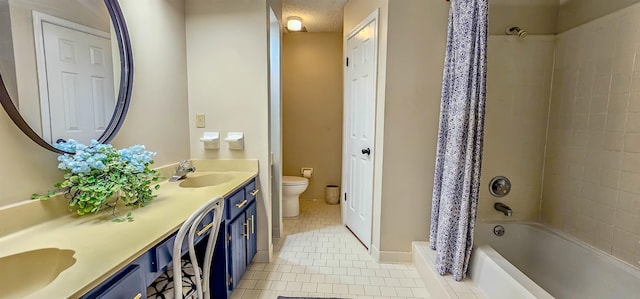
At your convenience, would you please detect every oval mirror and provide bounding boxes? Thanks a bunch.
[0,0,132,153]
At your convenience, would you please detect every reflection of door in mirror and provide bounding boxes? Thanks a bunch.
[34,12,115,144]
[2,0,118,146]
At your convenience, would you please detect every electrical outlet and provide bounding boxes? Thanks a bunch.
[196,113,205,128]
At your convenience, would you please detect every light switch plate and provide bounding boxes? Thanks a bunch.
[195,113,205,128]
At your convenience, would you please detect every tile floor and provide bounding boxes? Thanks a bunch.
[230,200,432,299]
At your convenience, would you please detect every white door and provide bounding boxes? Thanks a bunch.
[343,11,378,247]
[40,20,114,144]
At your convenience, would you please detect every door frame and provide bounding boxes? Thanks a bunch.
[340,9,380,249]
[267,8,283,240]
[32,11,111,143]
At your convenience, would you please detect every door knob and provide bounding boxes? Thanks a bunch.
[361,148,371,155]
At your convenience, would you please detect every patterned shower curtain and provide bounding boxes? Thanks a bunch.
[429,0,488,281]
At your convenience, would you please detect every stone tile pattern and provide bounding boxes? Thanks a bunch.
[230,200,431,299]
[542,2,640,266]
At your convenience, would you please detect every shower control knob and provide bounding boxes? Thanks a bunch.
[489,176,511,197]
[361,148,371,155]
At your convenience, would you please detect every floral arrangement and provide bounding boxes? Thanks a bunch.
[33,140,161,221]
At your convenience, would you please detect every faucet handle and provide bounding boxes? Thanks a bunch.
[178,159,192,170]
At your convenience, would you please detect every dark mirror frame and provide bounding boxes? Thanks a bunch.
[0,0,133,154]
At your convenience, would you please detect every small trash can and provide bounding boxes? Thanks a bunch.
[325,185,340,205]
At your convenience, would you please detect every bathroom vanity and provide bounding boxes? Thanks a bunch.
[0,160,258,299]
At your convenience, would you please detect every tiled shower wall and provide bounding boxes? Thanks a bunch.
[477,36,554,221]
[542,3,640,266]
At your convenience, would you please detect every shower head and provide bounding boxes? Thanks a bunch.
[506,26,528,38]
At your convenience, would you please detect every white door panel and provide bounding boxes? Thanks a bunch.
[40,21,114,144]
[343,11,378,248]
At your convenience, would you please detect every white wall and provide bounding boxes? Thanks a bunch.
[344,0,449,260]
[185,0,274,261]
[1,0,18,103]
[114,0,190,165]
[0,99,60,207]
[378,0,449,257]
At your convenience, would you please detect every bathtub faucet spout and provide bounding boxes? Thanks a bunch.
[494,202,512,216]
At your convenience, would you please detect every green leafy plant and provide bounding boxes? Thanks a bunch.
[32,140,161,221]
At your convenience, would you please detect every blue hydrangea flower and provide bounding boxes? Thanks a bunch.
[54,140,156,174]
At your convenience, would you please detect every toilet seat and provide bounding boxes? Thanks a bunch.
[283,176,308,186]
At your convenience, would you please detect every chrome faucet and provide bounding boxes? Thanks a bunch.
[494,202,512,217]
[169,160,196,182]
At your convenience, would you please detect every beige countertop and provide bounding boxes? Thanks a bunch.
[0,159,258,299]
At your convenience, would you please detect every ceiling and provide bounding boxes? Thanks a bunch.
[282,0,349,32]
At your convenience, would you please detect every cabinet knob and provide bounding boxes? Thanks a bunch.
[133,293,142,299]
[250,189,259,196]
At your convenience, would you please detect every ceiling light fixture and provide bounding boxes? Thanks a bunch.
[287,16,303,31]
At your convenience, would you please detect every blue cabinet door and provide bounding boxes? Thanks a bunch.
[82,264,146,299]
[227,215,247,290]
[246,201,257,266]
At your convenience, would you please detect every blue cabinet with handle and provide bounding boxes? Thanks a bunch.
[227,211,247,291]
[83,264,146,299]
[223,179,258,296]
[247,200,257,265]
[246,180,258,266]
[81,178,258,299]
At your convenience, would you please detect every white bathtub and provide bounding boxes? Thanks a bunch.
[469,222,640,299]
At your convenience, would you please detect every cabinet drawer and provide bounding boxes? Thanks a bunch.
[194,211,214,242]
[226,190,246,220]
[90,265,146,299]
[153,235,176,274]
[245,179,257,202]
[153,211,214,273]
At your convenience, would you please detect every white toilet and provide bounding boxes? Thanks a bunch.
[282,176,309,217]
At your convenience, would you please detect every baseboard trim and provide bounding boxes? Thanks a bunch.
[254,249,270,263]
[273,226,281,239]
[370,244,381,261]
[299,198,327,202]
[377,250,413,263]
